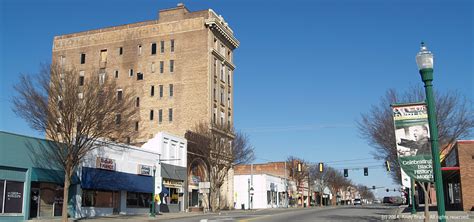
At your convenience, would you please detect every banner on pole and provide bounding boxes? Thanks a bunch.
[392,103,434,183]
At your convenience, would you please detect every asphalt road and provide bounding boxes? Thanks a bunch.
[159,205,399,222]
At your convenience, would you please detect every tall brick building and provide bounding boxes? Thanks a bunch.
[52,4,238,144]
[51,4,239,210]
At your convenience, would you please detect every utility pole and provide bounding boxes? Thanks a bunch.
[247,178,250,210]
[284,161,288,208]
[250,163,253,209]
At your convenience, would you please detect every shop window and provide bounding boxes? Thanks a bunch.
[0,180,3,213]
[2,180,24,213]
[82,189,113,207]
[126,192,151,208]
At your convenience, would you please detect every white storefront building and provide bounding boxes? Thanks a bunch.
[234,174,286,209]
[72,132,187,218]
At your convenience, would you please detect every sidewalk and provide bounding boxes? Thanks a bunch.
[28,211,217,222]
[394,205,474,221]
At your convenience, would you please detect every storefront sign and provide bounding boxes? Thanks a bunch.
[96,157,116,171]
[164,179,184,188]
[392,103,434,183]
[138,164,153,176]
[198,182,210,189]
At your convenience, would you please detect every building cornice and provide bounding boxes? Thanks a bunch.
[205,18,240,49]
[211,49,236,70]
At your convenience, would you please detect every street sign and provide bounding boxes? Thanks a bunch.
[199,182,210,189]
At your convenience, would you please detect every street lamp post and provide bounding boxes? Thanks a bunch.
[416,42,446,222]
[151,165,157,217]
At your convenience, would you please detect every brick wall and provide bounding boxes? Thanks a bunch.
[458,141,474,211]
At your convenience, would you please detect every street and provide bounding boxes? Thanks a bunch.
[159,205,399,222]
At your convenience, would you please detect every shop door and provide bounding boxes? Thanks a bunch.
[112,191,120,214]
[30,188,40,218]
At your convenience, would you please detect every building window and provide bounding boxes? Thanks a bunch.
[213,88,216,101]
[99,69,106,85]
[214,58,217,76]
[0,180,24,214]
[150,85,155,96]
[158,109,163,123]
[129,69,134,77]
[138,45,142,55]
[151,62,155,73]
[220,90,224,105]
[82,190,113,207]
[119,47,123,55]
[220,111,225,125]
[160,61,164,73]
[126,192,151,208]
[137,72,143,80]
[117,90,123,101]
[115,114,121,125]
[170,39,175,52]
[228,93,231,106]
[160,40,165,53]
[79,71,85,86]
[100,49,107,63]
[170,60,174,73]
[213,109,216,124]
[168,108,173,122]
[80,53,86,64]
[115,70,119,78]
[135,121,139,131]
[150,110,154,120]
[220,64,224,81]
[151,43,157,55]
[169,84,174,97]
[159,85,163,98]
[136,97,140,107]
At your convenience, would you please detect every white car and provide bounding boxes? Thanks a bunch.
[353,198,362,205]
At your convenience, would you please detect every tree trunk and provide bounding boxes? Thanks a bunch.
[61,169,71,222]
[419,182,430,222]
[320,190,323,207]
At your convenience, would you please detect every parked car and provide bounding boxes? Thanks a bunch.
[353,198,362,205]
[373,199,382,204]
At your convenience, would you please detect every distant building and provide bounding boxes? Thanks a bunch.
[234,174,286,209]
[234,162,312,208]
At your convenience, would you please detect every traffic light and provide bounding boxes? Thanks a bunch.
[372,186,376,190]
[386,188,389,192]
[344,169,348,177]
[318,162,324,172]
[385,161,391,172]
[364,167,368,176]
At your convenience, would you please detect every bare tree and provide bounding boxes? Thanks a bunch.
[232,131,255,165]
[192,122,235,211]
[356,184,375,201]
[13,64,137,221]
[357,86,474,183]
[286,156,310,206]
[323,166,352,205]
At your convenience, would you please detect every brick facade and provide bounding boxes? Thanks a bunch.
[457,141,474,211]
[52,4,238,145]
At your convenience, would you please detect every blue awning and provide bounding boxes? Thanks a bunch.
[81,167,152,193]
[161,186,169,195]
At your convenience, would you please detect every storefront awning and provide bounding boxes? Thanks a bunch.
[81,167,152,193]
[31,167,79,184]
